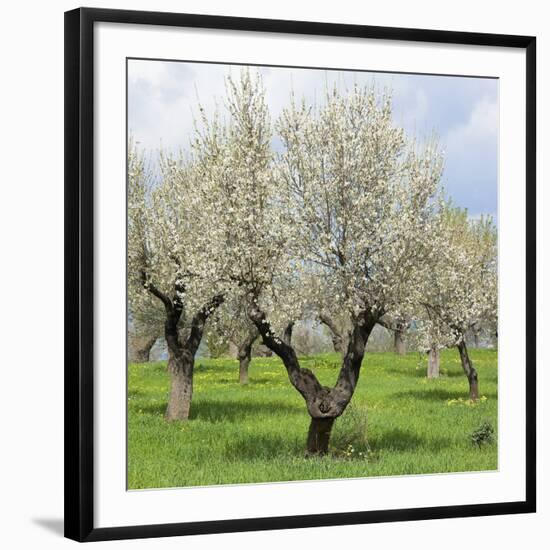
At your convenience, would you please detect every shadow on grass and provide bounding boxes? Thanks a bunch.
[393,388,498,402]
[369,428,451,452]
[134,398,302,422]
[194,359,285,373]
[223,434,302,459]
[223,426,452,459]
[194,376,287,386]
[192,399,302,421]
[383,366,467,379]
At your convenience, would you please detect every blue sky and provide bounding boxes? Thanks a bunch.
[128,59,498,219]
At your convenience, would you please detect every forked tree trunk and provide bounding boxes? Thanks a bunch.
[128,333,158,363]
[251,304,376,456]
[165,353,194,421]
[427,346,440,378]
[457,340,479,400]
[142,274,223,422]
[394,329,406,355]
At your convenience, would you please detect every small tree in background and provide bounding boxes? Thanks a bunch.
[205,297,259,383]
[418,206,497,398]
[377,316,410,355]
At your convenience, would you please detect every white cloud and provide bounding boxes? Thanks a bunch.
[127,60,498,216]
[444,96,498,156]
[128,60,410,154]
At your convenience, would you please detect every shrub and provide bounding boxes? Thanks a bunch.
[332,404,374,459]
[470,421,495,447]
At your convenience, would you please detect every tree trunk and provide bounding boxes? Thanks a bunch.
[165,353,193,421]
[427,346,440,378]
[237,329,258,384]
[128,333,157,363]
[250,303,376,456]
[394,329,406,355]
[239,354,250,384]
[238,344,252,385]
[473,332,480,348]
[457,340,479,400]
[306,418,335,456]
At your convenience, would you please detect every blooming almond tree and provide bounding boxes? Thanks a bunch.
[205,296,259,384]
[414,317,456,379]
[417,205,497,398]
[192,70,304,327]
[233,83,444,456]
[128,143,226,421]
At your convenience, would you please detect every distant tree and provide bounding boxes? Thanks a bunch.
[417,206,497,397]
[206,333,230,359]
[206,297,259,383]
[304,275,350,355]
[378,316,410,355]
[291,321,333,356]
[128,325,159,363]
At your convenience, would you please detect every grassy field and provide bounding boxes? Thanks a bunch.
[128,349,498,489]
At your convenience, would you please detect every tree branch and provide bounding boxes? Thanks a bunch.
[184,294,225,355]
[335,309,377,395]
[140,269,173,312]
[248,302,323,400]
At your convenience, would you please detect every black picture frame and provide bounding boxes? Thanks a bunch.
[64,7,537,543]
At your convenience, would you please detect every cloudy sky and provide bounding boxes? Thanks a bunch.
[128,59,498,218]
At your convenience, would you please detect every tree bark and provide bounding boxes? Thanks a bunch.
[457,340,479,400]
[237,330,258,384]
[165,353,193,421]
[394,329,406,355]
[427,346,440,378]
[306,418,335,456]
[239,353,250,385]
[250,302,376,456]
[128,332,158,363]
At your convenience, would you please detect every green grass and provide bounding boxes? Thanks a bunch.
[128,349,498,489]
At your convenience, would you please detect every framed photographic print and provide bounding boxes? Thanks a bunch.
[64,7,536,542]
